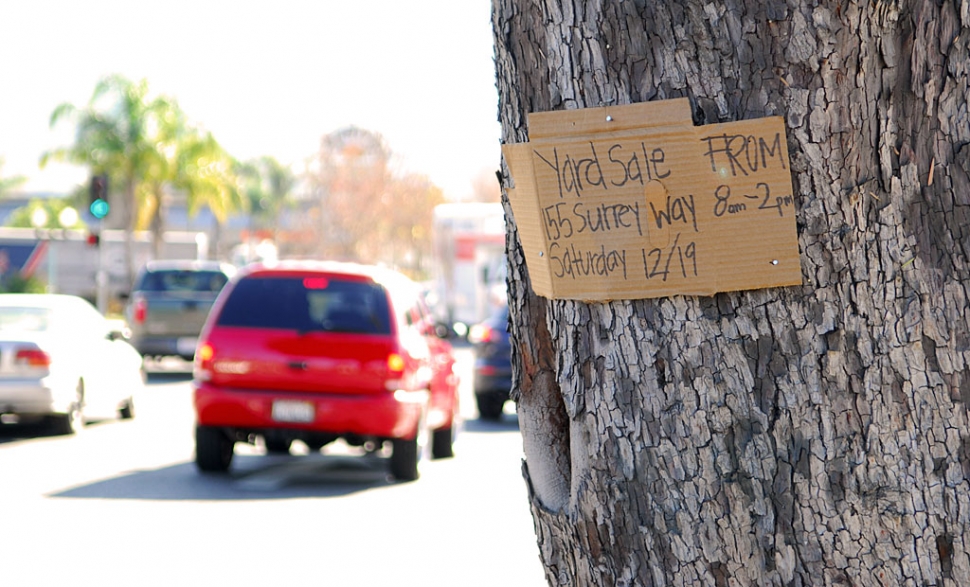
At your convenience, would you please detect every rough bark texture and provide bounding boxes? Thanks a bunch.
[492,1,970,585]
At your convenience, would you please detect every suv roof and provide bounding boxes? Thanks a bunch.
[237,259,405,281]
[236,260,422,305]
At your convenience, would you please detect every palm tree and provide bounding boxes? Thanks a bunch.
[43,76,167,285]
[138,106,242,259]
[0,157,26,198]
[237,156,294,258]
[170,130,244,260]
[42,74,242,287]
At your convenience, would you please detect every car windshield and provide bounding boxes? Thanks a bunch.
[216,276,392,334]
[137,270,228,293]
[0,307,52,332]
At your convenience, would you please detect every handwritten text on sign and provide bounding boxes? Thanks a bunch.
[502,99,801,300]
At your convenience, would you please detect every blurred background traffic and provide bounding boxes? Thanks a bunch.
[0,4,543,583]
[0,125,508,337]
[0,1,507,330]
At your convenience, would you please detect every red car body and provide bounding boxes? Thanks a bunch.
[191,261,460,481]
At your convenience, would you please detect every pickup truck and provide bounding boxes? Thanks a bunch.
[124,260,235,360]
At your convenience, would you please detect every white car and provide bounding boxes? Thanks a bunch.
[0,294,145,434]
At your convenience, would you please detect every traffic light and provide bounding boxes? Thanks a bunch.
[86,232,100,247]
[89,174,110,219]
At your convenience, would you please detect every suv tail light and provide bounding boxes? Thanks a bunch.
[387,353,405,374]
[15,348,51,367]
[468,324,495,344]
[195,342,215,381]
[384,352,406,391]
[133,297,147,324]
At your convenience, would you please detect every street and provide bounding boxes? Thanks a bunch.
[0,348,546,587]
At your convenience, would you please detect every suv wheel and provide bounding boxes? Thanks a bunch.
[195,425,234,472]
[390,436,419,481]
[431,426,455,459]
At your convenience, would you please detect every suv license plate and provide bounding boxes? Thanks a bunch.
[272,400,315,423]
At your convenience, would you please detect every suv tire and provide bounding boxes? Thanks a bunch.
[431,426,455,459]
[390,436,419,481]
[196,425,234,472]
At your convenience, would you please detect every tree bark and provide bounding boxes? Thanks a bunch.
[492,1,970,585]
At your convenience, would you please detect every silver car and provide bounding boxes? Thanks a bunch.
[0,294,145,434]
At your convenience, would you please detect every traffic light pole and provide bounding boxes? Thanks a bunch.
[89,174,110,315]
[96,220,108,315]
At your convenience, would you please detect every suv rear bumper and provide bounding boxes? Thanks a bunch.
[193,382,427,440]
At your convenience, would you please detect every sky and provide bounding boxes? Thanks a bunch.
[0,0,502,201]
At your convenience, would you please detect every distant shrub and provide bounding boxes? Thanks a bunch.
[3,274,47,293]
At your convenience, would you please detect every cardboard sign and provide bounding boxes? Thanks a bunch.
[502,99,802,300]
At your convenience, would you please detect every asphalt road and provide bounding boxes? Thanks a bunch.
[0,349,547,587]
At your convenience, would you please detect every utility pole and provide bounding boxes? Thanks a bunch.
[89,174,110,314]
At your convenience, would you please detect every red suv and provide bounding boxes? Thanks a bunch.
[191,261,460,481]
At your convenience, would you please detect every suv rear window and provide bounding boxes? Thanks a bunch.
[216,276,392,334]
[137,270,229,293]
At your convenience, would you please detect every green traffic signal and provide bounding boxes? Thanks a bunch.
[89,174,109,219]
[90,198,109,219]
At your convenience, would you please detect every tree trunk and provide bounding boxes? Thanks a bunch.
[492,1,970,585]
[150,189,165,261]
